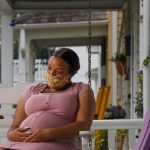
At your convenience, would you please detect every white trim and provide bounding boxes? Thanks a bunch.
[143,0,150,115]
[14,20,108,29]
[1,12,13,87]
[112,11,118,106]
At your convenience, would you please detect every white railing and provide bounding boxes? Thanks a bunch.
[34,59,47,82]
[80,119,143,150]
[13,59,47,82]
[13,60,19,82]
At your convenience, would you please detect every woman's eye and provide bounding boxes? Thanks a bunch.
[56,71,63,74]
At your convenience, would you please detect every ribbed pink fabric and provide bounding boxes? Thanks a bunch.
[0,82,92,150]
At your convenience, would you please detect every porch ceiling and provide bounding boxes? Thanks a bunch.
[6,0,125,11]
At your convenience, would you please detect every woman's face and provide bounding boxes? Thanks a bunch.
[45,56,72,89]
[47,56,71,77]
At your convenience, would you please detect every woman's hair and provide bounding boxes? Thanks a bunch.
[52,48,80,75]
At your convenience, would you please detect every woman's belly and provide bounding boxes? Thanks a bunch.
[20,111,71,132]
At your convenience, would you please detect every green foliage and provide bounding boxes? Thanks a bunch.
[13,40,19,59]
[135,70,143,118]
[36,47,49,59]
[117,129,127,140]
[143,56,150,66]
[12,40,55,60]
[36,47,55,59]
[95,130,108,150]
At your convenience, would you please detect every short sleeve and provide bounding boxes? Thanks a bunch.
[21,84,35,101]
[78,82,93,96]
[21,83,47,101]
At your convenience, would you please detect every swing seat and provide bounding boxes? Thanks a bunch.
[134,108,150,150]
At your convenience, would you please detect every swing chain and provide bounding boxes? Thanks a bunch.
[88,0,92,87]
[88,135,93,150]
[88,1,93,150]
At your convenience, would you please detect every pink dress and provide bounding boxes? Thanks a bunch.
[0,82,92,150]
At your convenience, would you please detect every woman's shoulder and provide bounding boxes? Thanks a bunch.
[72,82,92,95]
[73,82,90,88]
[31,82,47,93]
[22,82,47,101]
[24,82,47,94]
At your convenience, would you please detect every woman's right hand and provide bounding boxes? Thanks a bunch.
[8,127,32,142]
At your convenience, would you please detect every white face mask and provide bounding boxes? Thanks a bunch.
[45,70,71,90]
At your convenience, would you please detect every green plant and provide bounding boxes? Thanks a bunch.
[95,130,108,150]
[135,70,143,118]
[117,129,127,140]
[143,56,150,66]
[116,129,127,150]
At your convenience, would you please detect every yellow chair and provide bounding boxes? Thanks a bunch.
[97,86,110,120]
[95,87,104,118]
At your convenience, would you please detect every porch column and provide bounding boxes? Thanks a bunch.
[19,29,26,82]
[26,38,34,82]
[1,12,13,87]
[112,11,118,106]
[139,0,144,67]
[143,0,150,115]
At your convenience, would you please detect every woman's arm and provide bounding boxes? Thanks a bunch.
[24,89,96,142]
[7,96,31,141]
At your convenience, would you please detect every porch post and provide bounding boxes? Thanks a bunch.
[1,12,13,87]
[26,38,34,82]
[139,0,144,67]
[19,29,26,82]
[143,0,150,115]
[112,11,118,106]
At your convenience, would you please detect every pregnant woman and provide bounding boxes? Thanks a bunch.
[0,48,95,150]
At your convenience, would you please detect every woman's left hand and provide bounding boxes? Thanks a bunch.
[24,129,50,142]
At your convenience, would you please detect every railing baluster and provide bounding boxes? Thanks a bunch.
[108,129,116,150]
[129,129,136,150]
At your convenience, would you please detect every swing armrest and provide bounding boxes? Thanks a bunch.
[79,130,95,150]
[80,131,94,137]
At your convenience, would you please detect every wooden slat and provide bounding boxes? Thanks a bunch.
[0,83,32,104]
[0,83,32,140]
[0,118,14,138]
[0,119,13,126]
[0,131,7,137]
[0,108,15,115]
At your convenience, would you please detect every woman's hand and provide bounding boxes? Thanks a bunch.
[24,128,50,142]
[8,127,31,142]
